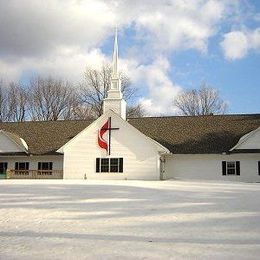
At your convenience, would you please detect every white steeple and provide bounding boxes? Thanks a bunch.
[112,28,119,79]
[103,29,126,120]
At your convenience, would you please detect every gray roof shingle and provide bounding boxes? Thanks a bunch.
[129,114,260,153]
[0,114,259,155]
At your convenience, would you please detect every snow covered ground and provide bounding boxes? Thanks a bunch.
[0,180,260,260]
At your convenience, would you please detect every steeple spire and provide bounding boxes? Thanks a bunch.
[112,27,119,79]
[103,28,126,120]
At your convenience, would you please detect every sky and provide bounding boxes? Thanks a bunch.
[0,0,259,115]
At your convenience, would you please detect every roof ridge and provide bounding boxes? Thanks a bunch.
[0,113,260,125]
[128,113,260,120]
[0,119,94,125]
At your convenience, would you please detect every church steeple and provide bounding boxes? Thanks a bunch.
[108,28,121,94]
[112,28,119,79]
[103,29,126,120]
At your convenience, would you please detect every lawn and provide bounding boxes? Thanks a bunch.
[0,180,260,259]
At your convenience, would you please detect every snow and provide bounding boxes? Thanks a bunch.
[0,179,260,259]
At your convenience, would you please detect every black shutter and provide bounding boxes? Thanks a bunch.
[236,161,240,175]
[15,162,18,170]
[119,158,123,173]
[96,158,100,173]
[49,162,53,170]
[258,161,260,175]
[38,162,41,170]
[222,161,226,175]
[26,162,29,170]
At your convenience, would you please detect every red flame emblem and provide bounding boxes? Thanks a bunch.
[98,119,109,152]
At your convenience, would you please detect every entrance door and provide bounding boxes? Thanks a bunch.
[0,162,8,179]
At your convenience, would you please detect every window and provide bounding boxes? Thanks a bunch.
[222,161,240,175]
[101,158,109,172]
[96,158,123,173]
[110,158,119,172]
[15,162,29,171]
[38,162,53,175]
[0,162,8,174]
[227,161,236,175]
[38,162,53,171]
[15,162,29,175]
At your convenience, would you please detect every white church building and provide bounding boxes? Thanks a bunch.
[0,33,260,182]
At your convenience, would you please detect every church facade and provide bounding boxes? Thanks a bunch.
[0,33,260,182]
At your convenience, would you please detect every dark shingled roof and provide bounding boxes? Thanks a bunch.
[0,120,92,155]
[0,114,260,155]
[129,114,260,154]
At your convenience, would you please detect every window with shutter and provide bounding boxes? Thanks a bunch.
[222,161,240,176]
[96,158,123,173]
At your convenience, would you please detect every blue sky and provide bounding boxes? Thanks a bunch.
[171,39,260,114]
[0,0,259,115]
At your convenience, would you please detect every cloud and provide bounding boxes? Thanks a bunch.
[0,48,108,83]
[0,0,116,82]
[220,28,260,60]
[132,57,181,115]
[134,0,226,53]
[0,0,115,58]
[0,0,237,82]
[251,28,260,49]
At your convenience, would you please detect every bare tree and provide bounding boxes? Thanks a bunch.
[174,84,228,116]
[126,104,146,118]
[0,81,9,122]
[80,64,139,118]
[28,77,78,121]
[68,105,96,120]
[7,82,27,122]
[0,81,27,122]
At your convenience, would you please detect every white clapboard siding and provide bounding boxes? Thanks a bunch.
[0,155,63,171]
[62,111,163,180]
[165,154,260,182]
[232,127,260,150]
[0,132,24,153]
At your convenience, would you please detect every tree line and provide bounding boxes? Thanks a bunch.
[0,64,145,122]
[0,64,228,123]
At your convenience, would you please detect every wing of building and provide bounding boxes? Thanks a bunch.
[0,113,260,181]
[0,31,259,182]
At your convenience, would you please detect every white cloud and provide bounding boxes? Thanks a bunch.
[0,0,238,82]
[0,0,115,58]
[0,0,117,82]
[133,57,181,115]
[251,28,260,49]
[134,0,226,53]
[220,31,249,60]
[221,28,260,60]
[117,55,181,115]
[0,48,108,83]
